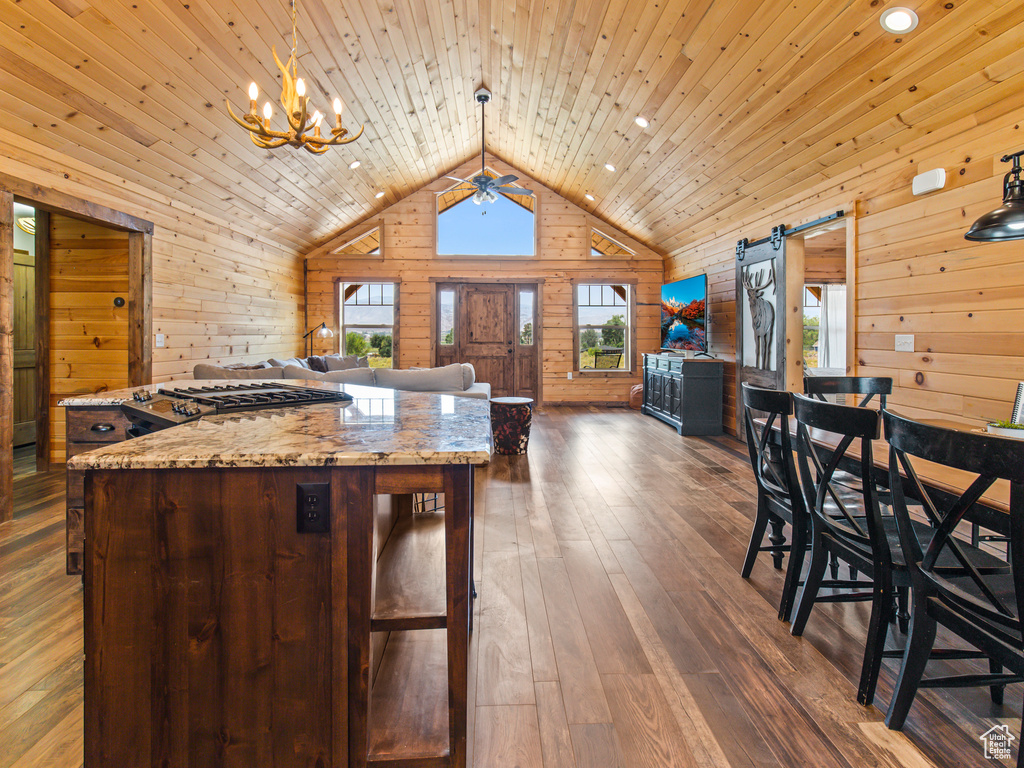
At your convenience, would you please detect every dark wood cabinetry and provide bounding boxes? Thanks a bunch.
[84,463,473,768]
[65,404,131,574]
[641,354,723,435]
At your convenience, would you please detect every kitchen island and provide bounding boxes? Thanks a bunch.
[68,382,492,768]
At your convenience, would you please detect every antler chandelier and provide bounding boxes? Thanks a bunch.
[225,0,364,155]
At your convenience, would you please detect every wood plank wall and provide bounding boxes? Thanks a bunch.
[666,102,1024,435]
[49,215,129,462]
[1,139,306,465]
[306,156,663,404]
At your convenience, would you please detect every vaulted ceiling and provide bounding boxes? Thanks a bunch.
[4,0,1022,255]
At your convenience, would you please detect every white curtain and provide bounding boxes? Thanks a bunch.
[819,284,846,369]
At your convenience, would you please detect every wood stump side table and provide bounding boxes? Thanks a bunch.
[489,397,534,455]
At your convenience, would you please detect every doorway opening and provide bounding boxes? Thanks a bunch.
[798,223,849,379]
[1,177,153,522]
[12,203,37,468]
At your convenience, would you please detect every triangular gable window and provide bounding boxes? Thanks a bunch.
[333,226,381,255]
[591,228,635,257]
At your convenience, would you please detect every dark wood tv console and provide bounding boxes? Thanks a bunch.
[641,354,723,435]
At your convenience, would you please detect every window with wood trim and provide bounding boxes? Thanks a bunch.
[333,226,381,255]
[575,283,633,373]
[340,282,396,368]
[436,172,536,256]
[590,228,635,257]
[438,288,455,346]
[518,288,534,346]
[803,283,846,371]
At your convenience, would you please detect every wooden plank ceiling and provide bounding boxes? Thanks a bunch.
[3,0,1021,255]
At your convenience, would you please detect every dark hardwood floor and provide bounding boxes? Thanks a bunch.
[0,410,1017,766]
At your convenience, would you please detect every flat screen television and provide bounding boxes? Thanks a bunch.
[660,274,707,352]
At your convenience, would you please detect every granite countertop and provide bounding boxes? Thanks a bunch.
[66,381,493,470]
[58,382,163,407]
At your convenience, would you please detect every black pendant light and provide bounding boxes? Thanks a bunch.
[965,149,1024,241]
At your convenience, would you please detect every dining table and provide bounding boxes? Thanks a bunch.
[757,410,1012,540]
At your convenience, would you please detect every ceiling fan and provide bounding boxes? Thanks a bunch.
[446,88,534,204]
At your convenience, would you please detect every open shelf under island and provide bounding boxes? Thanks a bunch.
[67,382,492,768]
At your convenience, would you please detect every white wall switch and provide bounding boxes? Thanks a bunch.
[155,333,165,348]
[567,371,573,380]
[895,334,914,352]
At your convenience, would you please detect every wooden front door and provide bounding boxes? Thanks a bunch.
[13,248,35,447]
[436,283,538,400]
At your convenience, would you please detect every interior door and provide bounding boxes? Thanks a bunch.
[735,234,786,438]
[13,248,35,447]
[458,284,515,398]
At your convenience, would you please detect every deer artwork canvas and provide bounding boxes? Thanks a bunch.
[742,261,777,370]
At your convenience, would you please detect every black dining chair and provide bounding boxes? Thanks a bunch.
[805,376,894,582]
[739,383,808,621]
[804,376,892,409]
[883,410,1023,745]
[789,392,902,706]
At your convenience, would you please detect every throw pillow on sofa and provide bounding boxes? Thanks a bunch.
[194,363,285,379]
[374,363,465,392]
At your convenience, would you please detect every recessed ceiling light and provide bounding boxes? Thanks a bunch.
[585,193,595,201]
[604,163,616,172]
[880,7,918,33]
[634,116,649,128]
[375,191,385,199]
[349,160,361,169]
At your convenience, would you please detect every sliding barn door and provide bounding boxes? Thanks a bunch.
[735,233,786,438]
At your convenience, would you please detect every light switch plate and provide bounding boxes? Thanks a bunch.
[895,334,914,352]
[155,333,165,348]
[567,371,573,380]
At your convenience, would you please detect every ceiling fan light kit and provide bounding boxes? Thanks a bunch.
[445,87,535,205]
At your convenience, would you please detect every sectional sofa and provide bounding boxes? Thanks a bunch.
[192,355,491,399]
